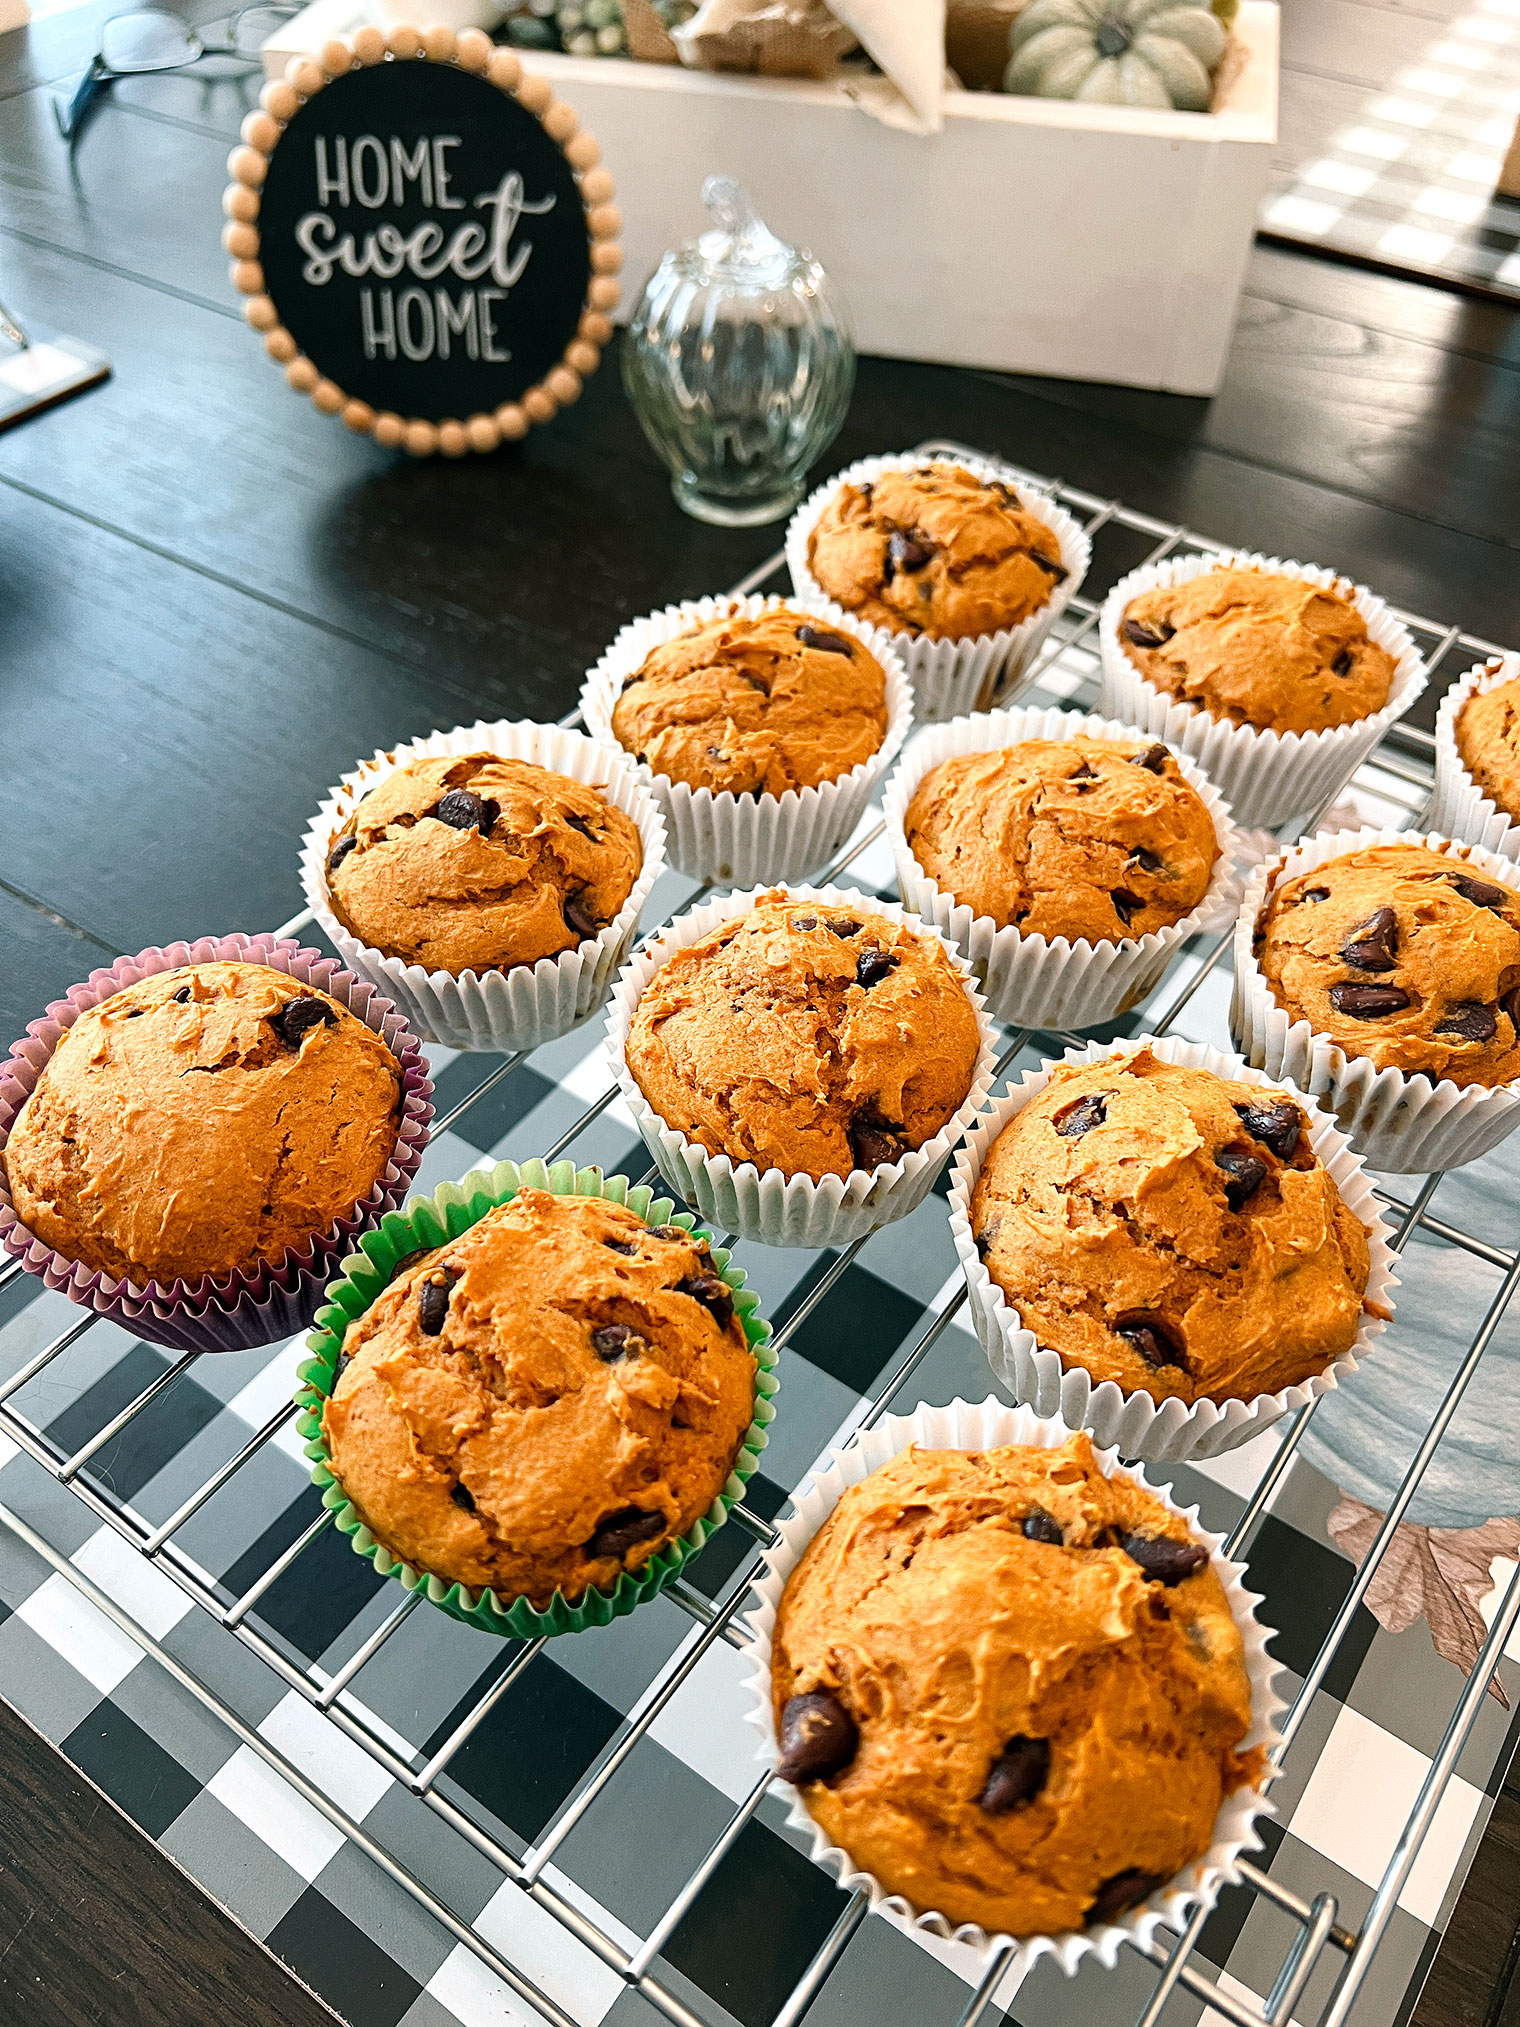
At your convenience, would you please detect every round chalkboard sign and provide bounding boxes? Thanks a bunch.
[223,27,621,456]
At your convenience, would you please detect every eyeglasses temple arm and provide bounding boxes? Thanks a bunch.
[54,56,112,143]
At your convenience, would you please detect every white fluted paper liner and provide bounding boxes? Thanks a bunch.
[1232,825,1520,1173]
[1431,655,1520,862]
[883,705,1244,1030]
[1099,549,1428,830]
[579,594,914,887]
[739,1396,1284,1977]
[946,1035,1397,1463]
[784,452,1092,725]
[605,883,1000,1249]
[299,720,667,1053]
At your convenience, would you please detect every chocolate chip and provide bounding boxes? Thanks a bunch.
[887,530,932,572]
[1119,1531,1210,1586]
[1111,889,1143,928]
[795,624,855,657]
[1086,1869,1164,1927]
[477,799,499,836]
[1129,744,1168,773]
[790,915,818,932]
[1216,1145,1268,1211]
[1069,759,1097,781]
[1332,649,1354,677]
[777,1690,858,1784]
[418,1270,459,1336]
[849,1115,907,1170]
[1340,905,1398,972]
[974,1231,991,1259]
[327,834,359,872]
[564,894,598,942]
[126,1009,145,1018]
[172,986,191,1003]
[827,918,861,939]
[1129,846,1164,874]
[603,1236,638,1256]
[1435,1001,1498,1042]
[589,1507,666,1561]
[1450,874,1510,910]
[1023,1510,1065,1545]
[1329,982,1411,1018]
[980,1735,1050,1815]
[1298,886,1330,904]
[1054,1094,1107,1138]
[855,948,899,989]
[677,1274,734,1332]
[434,788,491,832]
[1233,1100,1301,1160]
[592,1323,637,1361]
[1123,619,1174,651]
[645,1224,688,1242]
[451,1482,476,1511]
[1116,1317,1184,1370]
[566,813,597,841]
[275,996,338,1048]
[1024,546,1068,582]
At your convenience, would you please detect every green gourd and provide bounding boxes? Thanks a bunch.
[1297,1229,1520,1531]
[1006,0,1227,111]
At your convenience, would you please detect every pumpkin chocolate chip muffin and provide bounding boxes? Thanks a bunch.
[1455,669,1520,826]
[904,735,1218,943]
[321,1190,756,1609]
[970,1050,1371,1405]
[1255,843,1520,1088]
[807,464,1068,642]
[609,607,890,798]
[771,1434,1261,1936]
[1119,568,1396,735]
[1,963,401,1288]
[624,897,982,1181]
[325,753,642,976]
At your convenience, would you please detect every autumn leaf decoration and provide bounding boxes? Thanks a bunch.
[1327,1498,1520,1708]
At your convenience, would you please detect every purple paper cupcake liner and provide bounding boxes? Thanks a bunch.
[0,933,433,1352]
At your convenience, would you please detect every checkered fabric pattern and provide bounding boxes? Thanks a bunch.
[2,623,1518,2027]
[1263,0,1520,293]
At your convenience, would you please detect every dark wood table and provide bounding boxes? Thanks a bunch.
[1,5,1519,2018]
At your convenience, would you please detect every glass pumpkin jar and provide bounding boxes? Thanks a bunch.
[622,176,855,527]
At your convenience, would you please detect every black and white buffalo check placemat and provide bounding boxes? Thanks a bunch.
[1,652,1518,2027]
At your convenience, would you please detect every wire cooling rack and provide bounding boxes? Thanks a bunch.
[2,439,1518,2027]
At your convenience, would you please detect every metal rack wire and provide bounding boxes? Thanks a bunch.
[2,438,1517,2027]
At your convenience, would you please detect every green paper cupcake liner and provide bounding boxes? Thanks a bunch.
[294,1157,778,1640]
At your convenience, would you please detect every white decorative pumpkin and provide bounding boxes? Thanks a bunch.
[1005,0,1227,111]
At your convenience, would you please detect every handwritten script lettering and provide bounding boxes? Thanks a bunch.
[295,137,556,368]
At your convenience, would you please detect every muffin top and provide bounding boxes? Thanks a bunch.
[321,1190,756,1609]
[1,963,401,1288]
[1119,568,1397,735]
[624,897,982,1182]
[904,735,1218,944]
[807,465,1067,642]
[969,1050,1371,1405]
[771,1435,1258,1937]
[325,753,642,976]
[1455,667,1520,824]
[1256,842,1520,1088]
[609,608,889,798]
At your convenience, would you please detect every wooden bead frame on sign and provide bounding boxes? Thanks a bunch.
[221,25,621,457]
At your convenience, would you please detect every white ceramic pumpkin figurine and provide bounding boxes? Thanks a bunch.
[1005,0,1227,110]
